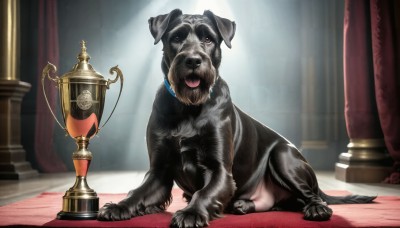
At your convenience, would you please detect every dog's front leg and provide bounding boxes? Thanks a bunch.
[98,130,175,221]
[171,167,234,228]
[98,169,174,220]
[171,126,235,228]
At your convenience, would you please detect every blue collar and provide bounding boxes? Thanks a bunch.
[164,78,176,97]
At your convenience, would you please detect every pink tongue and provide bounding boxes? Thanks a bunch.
[185,78,201,88]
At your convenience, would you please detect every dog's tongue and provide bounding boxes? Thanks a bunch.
[185,77,201,88]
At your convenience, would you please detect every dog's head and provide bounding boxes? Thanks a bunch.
[149,9,236,105]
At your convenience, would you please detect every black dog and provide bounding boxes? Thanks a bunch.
[98,9,375,228]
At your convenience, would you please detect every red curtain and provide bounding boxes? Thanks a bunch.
[35,0,67,172]
[343,0,400,183]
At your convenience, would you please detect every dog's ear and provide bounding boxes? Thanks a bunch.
[203,10,236,48]
[148,9,183,45]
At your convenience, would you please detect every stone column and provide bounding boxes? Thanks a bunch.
[299,0,345,170]
[0,0,38,179]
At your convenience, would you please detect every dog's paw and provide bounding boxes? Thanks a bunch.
[97,203,132,221]
[144,205,164,215]
[231,200,255,215]
[303,202,332,221]
[170,208,209,228]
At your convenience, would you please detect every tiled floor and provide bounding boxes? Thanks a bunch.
[0,171,399,206]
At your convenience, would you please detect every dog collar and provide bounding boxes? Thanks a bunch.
[164,78,177,97]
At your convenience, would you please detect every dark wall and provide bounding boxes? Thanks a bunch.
[20,0,346,171]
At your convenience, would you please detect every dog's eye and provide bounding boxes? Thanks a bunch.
[172,32,186,43]
[173,35,182,42]
[203,36,212,44]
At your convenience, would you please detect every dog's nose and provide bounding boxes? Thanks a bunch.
[185,55,202,69]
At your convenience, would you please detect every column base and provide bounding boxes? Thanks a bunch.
[335,163,392,183]
[335,139,393,183]
[0,80,38,180]
[0,164,39,179]
[0,146,38,179]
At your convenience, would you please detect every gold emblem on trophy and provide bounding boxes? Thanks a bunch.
[41,41,123,220]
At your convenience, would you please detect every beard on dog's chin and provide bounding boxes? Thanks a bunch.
[167,70,217,106]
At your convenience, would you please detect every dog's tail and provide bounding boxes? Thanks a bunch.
[318,189,377,205]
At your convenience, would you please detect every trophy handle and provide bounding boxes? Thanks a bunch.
[99,65,124,130]
[41,62,67,132]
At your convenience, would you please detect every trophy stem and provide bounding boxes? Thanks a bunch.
[57,137,99,220]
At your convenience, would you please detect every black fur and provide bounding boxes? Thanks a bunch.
[97,9,376,228]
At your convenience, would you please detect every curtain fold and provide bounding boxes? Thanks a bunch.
[344,0,400,184]
[343,0,383,140]
[369,0,400,184]
[35,0,67,172]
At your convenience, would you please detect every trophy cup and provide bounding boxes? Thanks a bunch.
[42,41,123,220]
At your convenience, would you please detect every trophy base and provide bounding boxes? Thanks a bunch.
[57,176,99,220]
[57,211,98,220]
[57,195,99,220]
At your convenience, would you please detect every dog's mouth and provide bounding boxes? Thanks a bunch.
[184,75,201,88]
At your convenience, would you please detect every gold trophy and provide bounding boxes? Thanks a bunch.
[41,41,123,220]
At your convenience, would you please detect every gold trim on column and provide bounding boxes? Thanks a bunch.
[0,0,19,80]
[348,138,385,148]
[341,139,391,163]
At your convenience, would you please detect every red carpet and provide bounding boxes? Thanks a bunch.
[0,189,399,227]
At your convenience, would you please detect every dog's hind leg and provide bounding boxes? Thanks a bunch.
[267,143,333,221]
[230,175,291,214]
[230,178,274,214]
